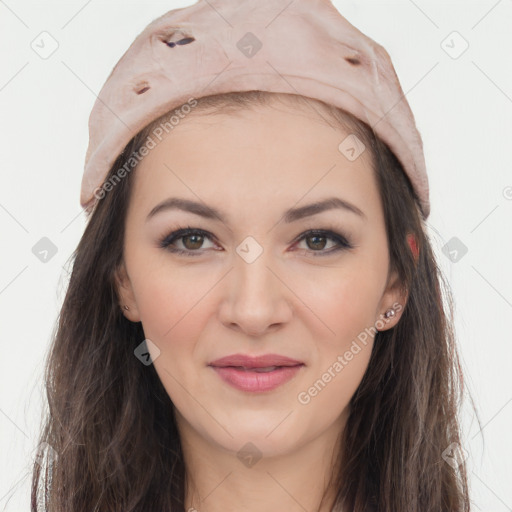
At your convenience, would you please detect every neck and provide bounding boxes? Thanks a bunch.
[177,410,347,512]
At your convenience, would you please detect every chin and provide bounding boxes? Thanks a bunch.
[213,414,307,454]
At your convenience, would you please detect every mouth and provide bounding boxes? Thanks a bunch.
[208,354,305,392]
[208,353,304,369]
[226,365,293,372]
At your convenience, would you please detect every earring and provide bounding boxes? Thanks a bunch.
[384,308,395,319]
[122,305,130,311]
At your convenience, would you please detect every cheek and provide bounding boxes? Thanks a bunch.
[293,263,382,424]
[128,245,217,344]
[297,341,372,433]
[290,255,387,348]
[129,260,215,411]
[136,278,200,342]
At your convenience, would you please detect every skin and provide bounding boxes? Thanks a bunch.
[115,99,407,512]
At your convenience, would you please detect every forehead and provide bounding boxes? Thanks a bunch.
[129,100,381,223]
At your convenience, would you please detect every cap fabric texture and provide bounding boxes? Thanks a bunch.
[81,0,430,219]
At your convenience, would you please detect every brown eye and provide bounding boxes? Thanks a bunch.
[181,233,204,250]
[293,229,353,256]
[305,234,328,251]
[159,228,217,256]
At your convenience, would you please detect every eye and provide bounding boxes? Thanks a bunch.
[158,227,218,256]
[292,229,353,256]
[158,227,353,257]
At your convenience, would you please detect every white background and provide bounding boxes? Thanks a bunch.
[1,0,511,510]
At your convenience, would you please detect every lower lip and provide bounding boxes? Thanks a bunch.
[210,365,304,392]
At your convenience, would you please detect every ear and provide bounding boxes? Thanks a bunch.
[375,268,408,332]
[114,261,141,322]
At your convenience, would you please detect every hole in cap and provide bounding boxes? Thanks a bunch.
[165,36,195,48]
[134,82,150,95]
[345,56,361,65]
[177,37,195,45]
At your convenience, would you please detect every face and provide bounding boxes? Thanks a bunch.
[115,99,406,459]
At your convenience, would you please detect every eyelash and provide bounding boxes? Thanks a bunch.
[158,226,354,257]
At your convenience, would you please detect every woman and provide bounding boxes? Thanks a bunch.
[32,0,475,510]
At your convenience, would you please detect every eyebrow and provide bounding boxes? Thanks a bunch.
[145,196,366,224]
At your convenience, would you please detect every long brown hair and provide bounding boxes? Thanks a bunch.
[31,91,478,511]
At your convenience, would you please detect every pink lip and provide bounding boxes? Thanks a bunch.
[209,353,304,368]
[208,353,304,393]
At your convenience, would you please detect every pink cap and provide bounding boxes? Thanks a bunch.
[81,0,429,218]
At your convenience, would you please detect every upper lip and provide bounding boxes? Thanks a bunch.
[209,353,304,368]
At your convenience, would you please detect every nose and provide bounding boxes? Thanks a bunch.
[217,250,293,337]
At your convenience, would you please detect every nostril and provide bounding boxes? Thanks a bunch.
[345,56,361,65]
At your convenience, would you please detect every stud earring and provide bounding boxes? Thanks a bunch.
[122,305,130,311]
[384,308,395,319]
